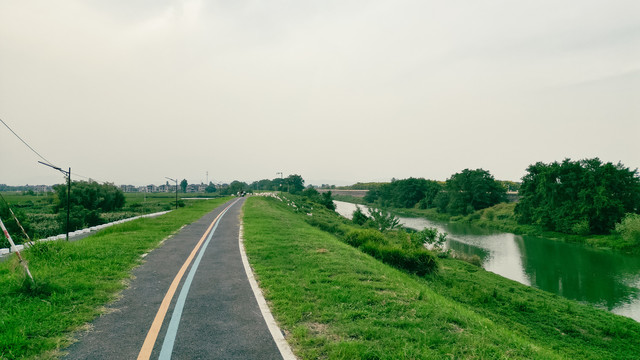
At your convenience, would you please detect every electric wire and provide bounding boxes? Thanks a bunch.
[0,117,56,167]
[1,117,112,185]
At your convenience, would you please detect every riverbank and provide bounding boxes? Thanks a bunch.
[243,196,640,359]
[397,203,638,254]
[334,195,638,254]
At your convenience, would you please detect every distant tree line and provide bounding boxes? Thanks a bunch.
[365,169,507,216]
[248,175,305,194]
[362,158,640,237]
[0,184,53,192]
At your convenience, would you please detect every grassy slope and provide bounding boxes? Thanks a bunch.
[243,196,640,360]
[0,197,230,359]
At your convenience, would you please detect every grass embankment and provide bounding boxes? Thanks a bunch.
[0,197,230,359]
[243,196,640,359]
[392,203,636,253]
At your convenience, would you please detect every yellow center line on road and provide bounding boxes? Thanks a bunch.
[137,200,239,360]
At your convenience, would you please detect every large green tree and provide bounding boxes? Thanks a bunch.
[53,181,125,231]
[435,169,506,215]
[284,174,305,194]
[54,181,125,213]
[205,182,217,193]
[515,158,640,234]
[180,179,188,193]
[364,178,442,209]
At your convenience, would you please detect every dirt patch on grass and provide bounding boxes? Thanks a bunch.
[304,322,340,341]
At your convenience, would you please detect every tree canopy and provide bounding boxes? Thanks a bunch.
[515,158,640,234]
[435,169,506,215]
[52,181,126,231]
[205,182,217,193]
[285,174,305,194]
[54,181,125,213]
[364,178,442,209]
[248,175,304,193]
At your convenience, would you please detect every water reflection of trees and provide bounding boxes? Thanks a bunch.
[516,236,640,309]
[447,240,490,263]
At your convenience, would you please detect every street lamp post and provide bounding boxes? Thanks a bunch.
[39,161,71,241]
[276,172,283,192]
[165,177,178,209]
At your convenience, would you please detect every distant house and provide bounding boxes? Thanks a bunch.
[139,184,158,193]
[186,184,206,193]
[35,185,52,193]
[120,185,137,193]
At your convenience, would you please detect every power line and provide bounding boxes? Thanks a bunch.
[1,117,113,185]
[0,117,55,167]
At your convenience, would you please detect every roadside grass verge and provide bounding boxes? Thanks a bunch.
[0,197,230,359]
[243,197,640,359]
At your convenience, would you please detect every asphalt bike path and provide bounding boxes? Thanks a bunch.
[64,197,288,359]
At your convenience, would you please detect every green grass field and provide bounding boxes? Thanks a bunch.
[0,191,222,247]
[0,197,230,359]
[242,196,640,359]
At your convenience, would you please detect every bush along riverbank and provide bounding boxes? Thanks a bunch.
[243,195,640,359]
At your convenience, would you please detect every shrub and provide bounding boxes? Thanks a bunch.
[615,213,640,246]
[571,219,591,236]
[484,209,495,221]
[360,242,438,276]
[352,206,368,226]
[367,208,400,232]
[453,253,483,267]
[344,229,386,248]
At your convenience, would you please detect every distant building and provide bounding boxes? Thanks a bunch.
[120,185,137,193]
[139,184,158,193]
[34,185,52,192]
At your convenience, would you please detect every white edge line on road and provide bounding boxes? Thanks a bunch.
[238,221,297,360]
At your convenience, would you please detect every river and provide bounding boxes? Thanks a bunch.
[334,201,640,322]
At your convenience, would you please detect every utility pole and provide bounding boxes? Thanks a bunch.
[39,162,71,241]
[276,172,283,192]
[165,177,178,209]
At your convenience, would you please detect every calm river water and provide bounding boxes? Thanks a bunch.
[334,201,640,322]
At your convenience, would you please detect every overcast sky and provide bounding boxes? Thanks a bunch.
[1,0,638,186]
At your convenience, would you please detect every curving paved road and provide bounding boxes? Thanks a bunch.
[64,197,289,360]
